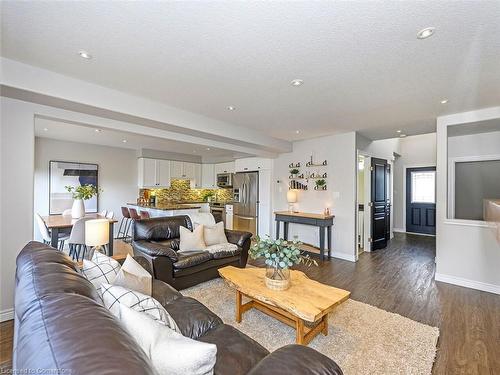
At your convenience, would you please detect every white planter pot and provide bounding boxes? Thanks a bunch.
[71,199,85,219]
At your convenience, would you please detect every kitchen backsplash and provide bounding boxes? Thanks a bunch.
[140,179,233,204]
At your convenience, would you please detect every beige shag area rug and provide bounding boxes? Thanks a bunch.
[182,278,439,375]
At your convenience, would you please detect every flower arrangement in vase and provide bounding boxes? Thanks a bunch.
[65,184,100,218]
[249,236,317,291]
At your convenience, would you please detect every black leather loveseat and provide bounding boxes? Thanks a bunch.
[132,215,252,289]
[13,242,343,375]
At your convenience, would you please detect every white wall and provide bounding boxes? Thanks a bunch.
[448,131,500,158]
[0,97,35,321]
[393,133,437,231]
[436,107,500,295]
[34,137,138,240]
[272,132,357,261]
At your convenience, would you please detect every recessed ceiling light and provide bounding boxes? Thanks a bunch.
[440,99,449,104]
[78,50,92,59]
[193,150,197,153]
[206,147,211,151]
[417,27,435,40]
[291,79,304,87]
[43,127,48,131]
[399,134,407,138]
[94,129,102,133]
[122,139,127,143]
[295,130,300,134]
[396,130,402,133]
[226,106,236,111]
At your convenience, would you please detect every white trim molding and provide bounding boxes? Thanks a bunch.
[435,273,500,295]
[393,227,406,233]
[1,308,14,322]
[331,251,356,262]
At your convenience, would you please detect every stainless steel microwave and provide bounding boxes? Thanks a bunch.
[217,173,233,188]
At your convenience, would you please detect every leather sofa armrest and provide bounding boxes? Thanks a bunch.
[132,240,179,262]
[152,279,182,306]
[225,229,252,248]
[248,345,343,375]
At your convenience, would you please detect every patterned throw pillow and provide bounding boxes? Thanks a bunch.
[101,283,180,333]
[81,252,121,294]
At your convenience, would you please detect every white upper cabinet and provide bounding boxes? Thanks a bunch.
[192,163,202,188]
[201,164,216,188]
[170,161,184,179]
[183,162,196,180]
[235,157,272,172]
[214,161,235,175]
[138,158,171,188]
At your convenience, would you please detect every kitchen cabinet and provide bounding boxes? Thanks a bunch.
[192,163,202,188]
[235,157,272,172]
[201,164,216,188]
[214,161,235,175]
[138,158,171,188]
[183,162,196,180]
[170,161,184,179]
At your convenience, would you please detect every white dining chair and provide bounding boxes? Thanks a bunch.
[106,211,114,219]
[100,209,108,217]
[68,217,93,260]
[35,213,69,250]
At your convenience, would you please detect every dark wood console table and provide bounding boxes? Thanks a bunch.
[274,211,334,261]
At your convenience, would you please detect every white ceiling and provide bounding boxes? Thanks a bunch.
[2,1,500,141]
[34,117,251,161]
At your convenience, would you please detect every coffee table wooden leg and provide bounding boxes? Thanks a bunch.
[236,290,242,323]
[296,318,305,345]
[322,314,328,336]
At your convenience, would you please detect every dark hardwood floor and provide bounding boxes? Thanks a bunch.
[1,233,499,373]
[251,233,500,374]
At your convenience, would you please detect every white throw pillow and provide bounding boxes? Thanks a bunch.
[118,304,217,375]
[113,254,152,296]
[101,283,180,333]
[81,251,121,294]
[203,221,228,246]
[179,225,206,252]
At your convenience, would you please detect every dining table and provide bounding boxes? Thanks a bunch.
[42,213,118,255]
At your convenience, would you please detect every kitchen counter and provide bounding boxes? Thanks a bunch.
[127,203,202,211]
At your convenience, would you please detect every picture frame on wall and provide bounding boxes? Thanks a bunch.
[49,160,99,215]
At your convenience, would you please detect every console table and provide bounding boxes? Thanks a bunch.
[274,211,334,261]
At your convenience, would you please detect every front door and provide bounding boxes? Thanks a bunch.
[406,167,436,235]
[371,158,390,250]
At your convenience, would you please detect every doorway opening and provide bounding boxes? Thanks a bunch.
[406,167,436,235]
[357,155,366,256]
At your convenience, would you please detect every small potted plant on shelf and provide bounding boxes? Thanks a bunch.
[249,236,317,291]
[315,179,327,190]
[289,168,300,178]
[65,184,100,218]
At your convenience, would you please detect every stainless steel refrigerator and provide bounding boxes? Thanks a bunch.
[232,171,258,237]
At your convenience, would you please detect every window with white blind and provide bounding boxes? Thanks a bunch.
[411,171,436,203]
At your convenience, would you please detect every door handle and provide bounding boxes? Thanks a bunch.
[237,216,254,220]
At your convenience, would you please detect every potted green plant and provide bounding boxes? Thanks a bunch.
[65,184,100,218]
[289,168,300,178]
[315,179,327,190]
[249,236,317,291]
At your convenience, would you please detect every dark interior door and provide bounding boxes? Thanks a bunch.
[371,158,390,250]
[406,167,436,235]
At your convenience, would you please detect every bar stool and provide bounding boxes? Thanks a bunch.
[126,208,142,243]
[140,210,150,219]
[117,207,131,241]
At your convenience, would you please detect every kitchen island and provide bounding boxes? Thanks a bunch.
[127,202,209,218]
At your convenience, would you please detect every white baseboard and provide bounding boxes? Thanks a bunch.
[393,227,406,233]
[331,252,356,262]
[435,273,500,295]
[1,308,14,322]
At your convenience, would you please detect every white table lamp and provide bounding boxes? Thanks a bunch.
[287,190,297,212]
[85,219,109,258]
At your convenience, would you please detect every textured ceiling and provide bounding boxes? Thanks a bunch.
[2,1,500,141]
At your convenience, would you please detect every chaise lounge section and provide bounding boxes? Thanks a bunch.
[13,241,343,375]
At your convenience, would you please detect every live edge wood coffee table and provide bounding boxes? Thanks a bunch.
[219,266,350,345]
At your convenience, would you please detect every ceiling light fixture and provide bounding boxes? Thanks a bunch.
[291,79,304,87]
[78,50,92,59]
[396,130,402,133]
[206,147,211,151]
[295,130,300,134]
[399,134,407,138]
[43,127,48,131]
[417,27,435,40]
[226,106,236,111]
[122,139,127,143]
[440,99,449,104]
[94,129,102,133]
